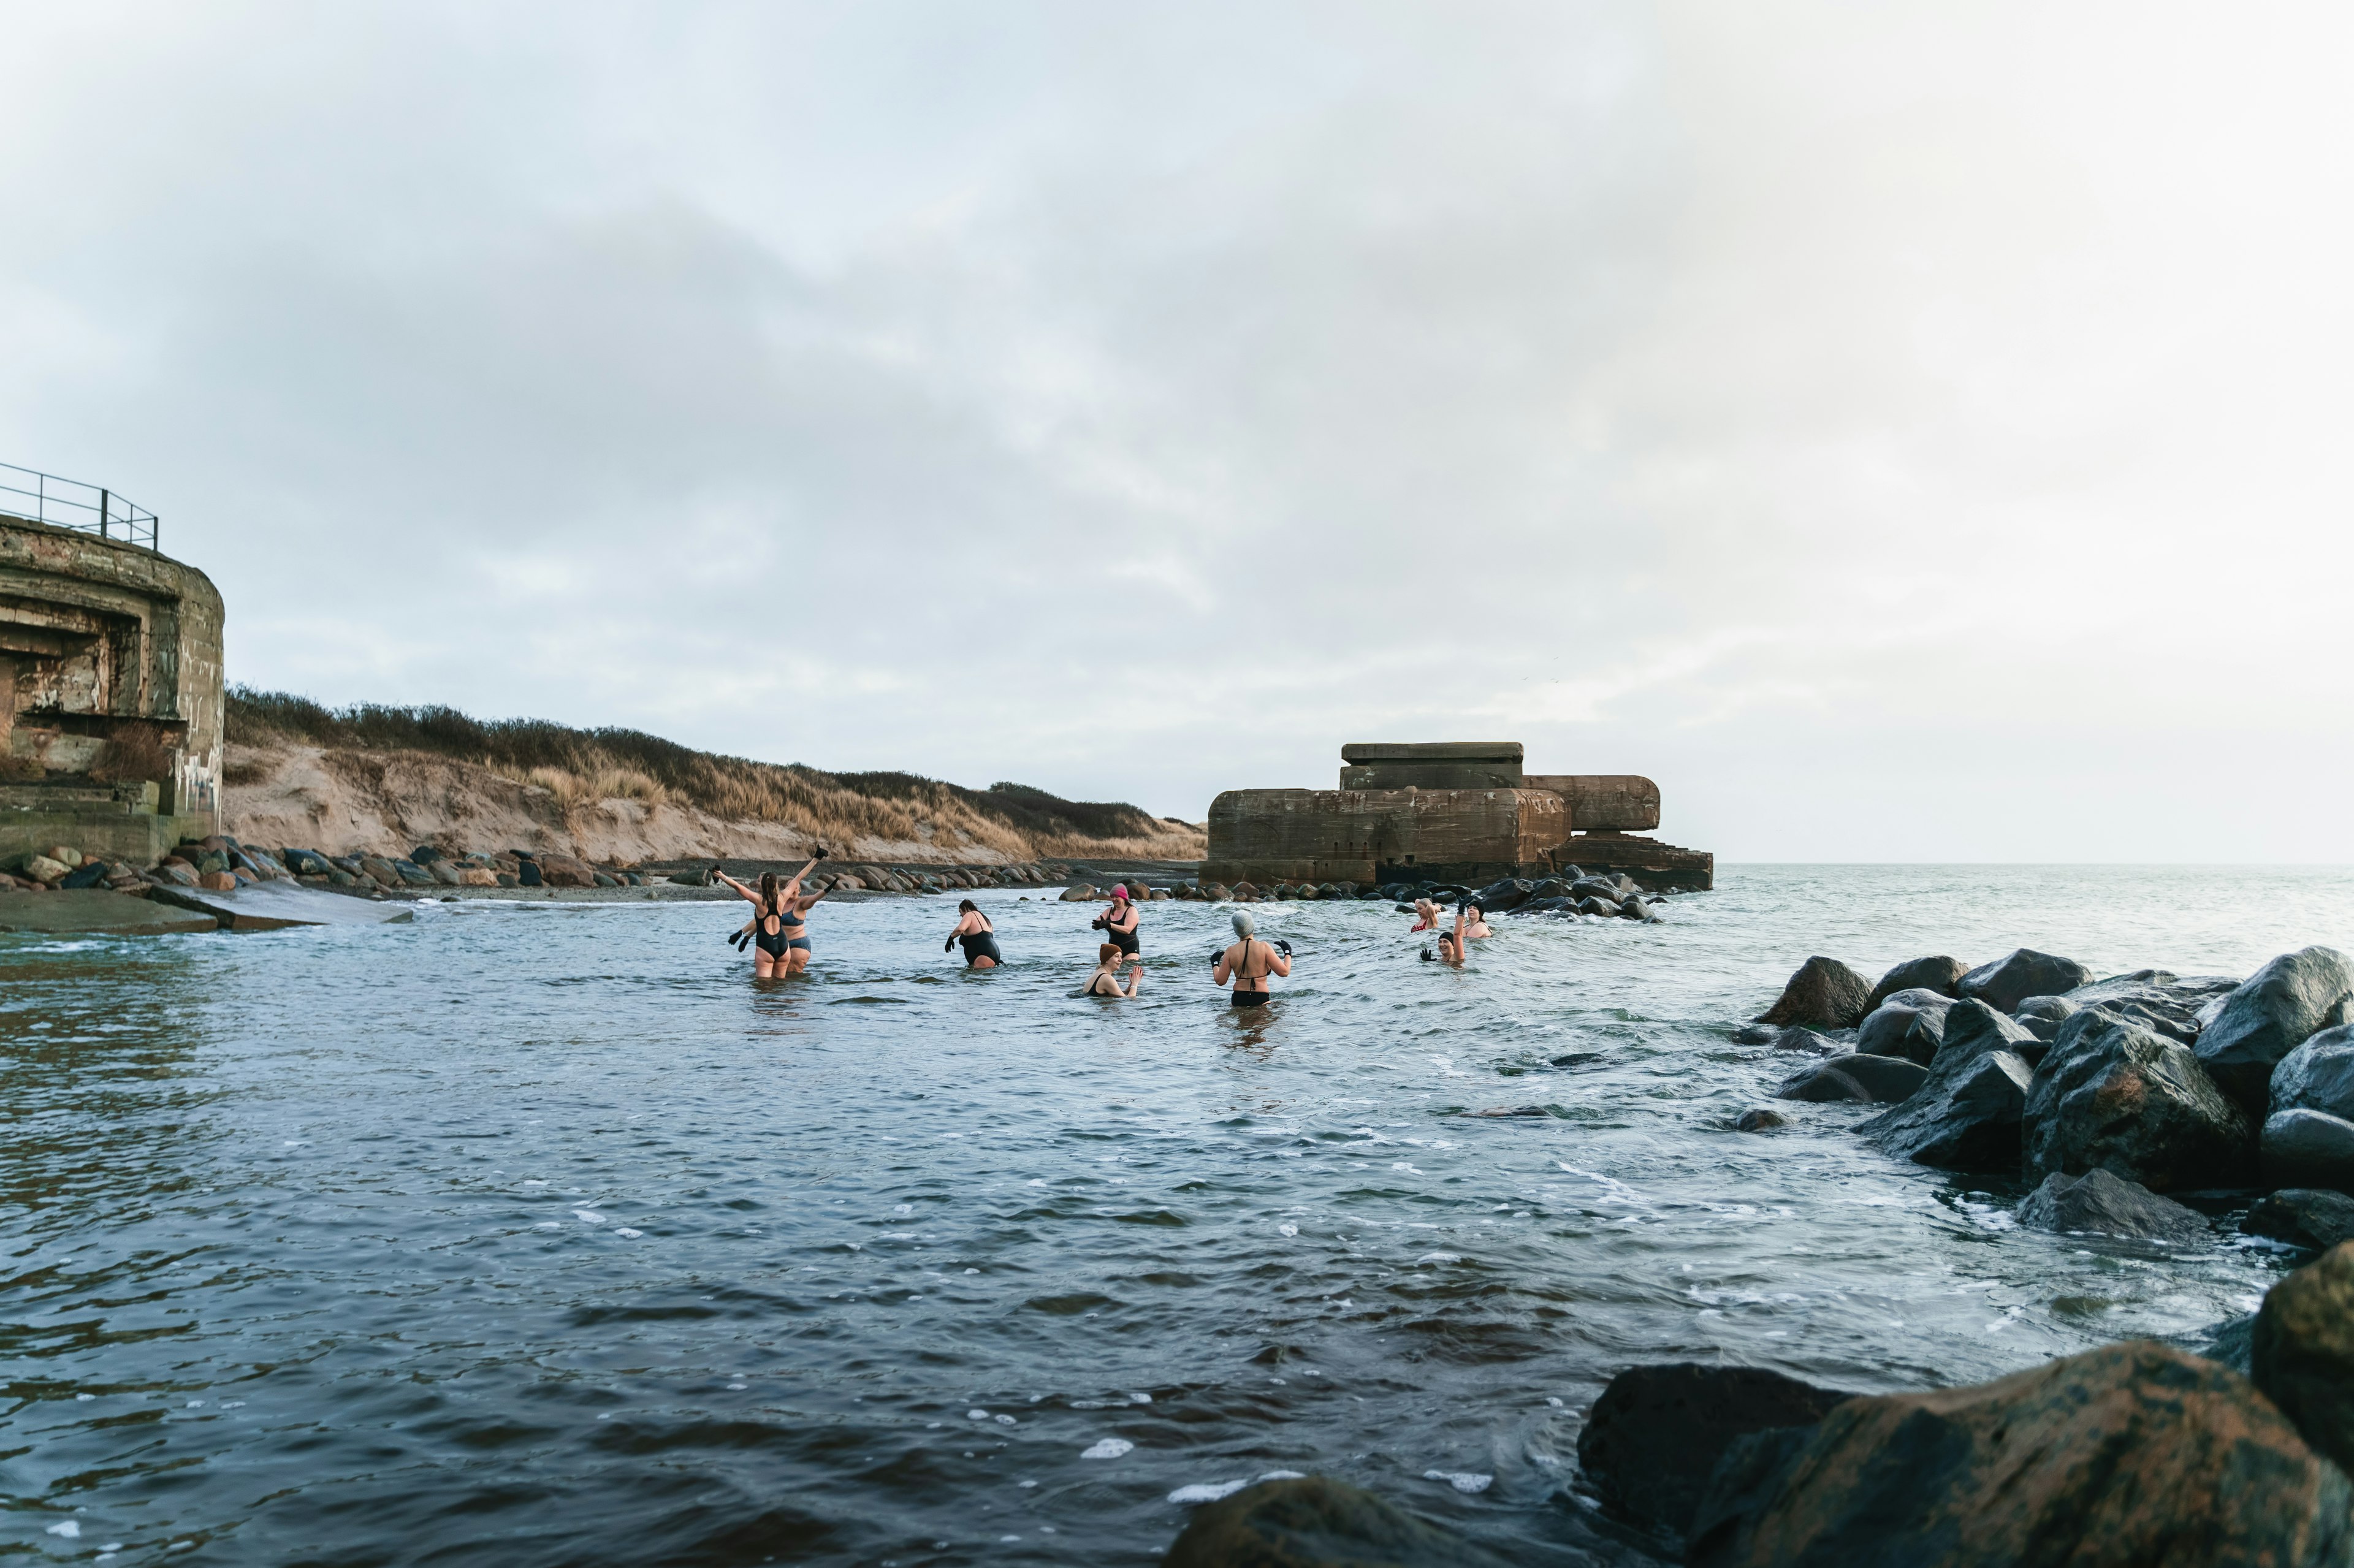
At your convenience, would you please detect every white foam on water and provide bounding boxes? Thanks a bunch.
[573,1211,604,1224]
[1168,1479,1251,1504]
[186,1399,204,1408]
[1081,1437,1134,1460]
[1018,1480,1037,1488]
[894,1204,914,1215]
[728,1382,747,1390]
[1392,1163,1424,1175]
[1127,1391,1152,1404]
[1278,1224,1298,1237]
[1259,1469,1305,1481]
[75,1393,94,1401]
[46,1521,80,1539]
[1547,1397,1563,1407]
[969,1409,991,1420]
[1415,1253,1461,1264]
[533,1222,561,1231]
[1425,1470,1493,1493]
[614,1228,643,1238]
[521,1180,546,1187]
[964,1268,978,1274]
[994,1414,1015,1425]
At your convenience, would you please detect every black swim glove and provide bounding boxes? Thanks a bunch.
[1274,940,1293,957]
[944,935,956,953]
[1419,946,1434,962]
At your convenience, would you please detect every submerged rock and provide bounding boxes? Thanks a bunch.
[1468,877,1534,913]
[1575,1363,1850,1538]
[1957,948,2094,1014]
[2022,1013,2253,1192]
[1164,1475,1506,1568]
[2245,1189,2354,1252]
[1772,1027,1843,1054]
[2197,947,2354,1118]
[1735,1109,1788,1132]
[1864,954,1968,1013]
[2263,1109,2354,1192]
[1755,957,1874,1031]
[2016,1167,2209,1243]
[1774,1054,1927,1104]
[1688,1340,2354,1568]
[2253,1241,2354,1479]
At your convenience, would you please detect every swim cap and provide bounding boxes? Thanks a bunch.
[1111,885,1129,901]
[1232,912,1255,938]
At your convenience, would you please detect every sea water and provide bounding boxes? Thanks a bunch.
[6,866,2352,1565]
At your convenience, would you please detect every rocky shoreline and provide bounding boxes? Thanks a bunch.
[1162,942,2354,1566]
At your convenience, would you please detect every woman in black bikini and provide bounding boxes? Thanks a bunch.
[945,899,1004,969]
[1214,911,1290,1007]
[716,859,827,978]
[1092,885,1142,969]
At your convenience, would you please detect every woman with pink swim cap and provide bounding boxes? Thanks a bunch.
[1092,884,1143,967]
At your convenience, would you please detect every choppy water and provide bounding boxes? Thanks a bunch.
[7,866,2353,1566]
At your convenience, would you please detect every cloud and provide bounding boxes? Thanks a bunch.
[3,1,2350,858]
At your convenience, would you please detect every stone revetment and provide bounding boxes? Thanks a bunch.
[1202,740,1713,891]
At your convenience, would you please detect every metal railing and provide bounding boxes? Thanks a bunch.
[0,460,159,551]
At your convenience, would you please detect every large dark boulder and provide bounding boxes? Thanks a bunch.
[1467,877,1534,913]
[1930,998,2041,1070]
[2272,1026,2354,1121]
[2263,1110,2354,1192]
[2016,1167,2209,1244]
[1956,948,2094,1014]
[1774,1054,1927,1104]
[2057,972,2236,1047]
[1755,957,1874,1030]
[1771,1027,1844,1055]
[1574,1364,1850,1538]
[1857,1010,2035,1173]
[1509,896,1576,917]
[1854,989,1953,1065]
[2245,1189,2354,1252]
[1688,1340,2354,1568]
[2253,1241,2354,1480]
[2022,1013,2253,1192]
[1163,1475,1507,1568]
[1864,955,1967,1013]
[2014,994,2079,1042]
[2196,947,2354,1118]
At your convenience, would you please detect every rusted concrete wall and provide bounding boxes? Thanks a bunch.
[1203,786,1566,886]
[0,516,224,832]
[1524,774,1661,833]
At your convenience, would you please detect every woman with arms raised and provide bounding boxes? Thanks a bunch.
[716,858,828,978]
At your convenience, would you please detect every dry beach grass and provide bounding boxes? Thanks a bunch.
[223,688,1206,865]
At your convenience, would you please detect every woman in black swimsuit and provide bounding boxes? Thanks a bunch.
[945,899,1004,969]
[717,859,827,978]
[1092,885,1142,969]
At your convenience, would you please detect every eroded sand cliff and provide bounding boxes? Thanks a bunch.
[223,743,1205,866]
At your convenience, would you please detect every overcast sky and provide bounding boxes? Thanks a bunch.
[6,2,2351,859]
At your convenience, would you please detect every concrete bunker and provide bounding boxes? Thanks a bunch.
[1204,740,1712,890]
[0,501,224,864]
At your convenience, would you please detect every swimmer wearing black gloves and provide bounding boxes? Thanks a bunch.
[945,900,1004,969]
[1213,911,1290,1008]
[717,856,828,978]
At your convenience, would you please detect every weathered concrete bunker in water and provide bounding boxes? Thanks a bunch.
[1203,740,1713,890]
[0,481,223,864]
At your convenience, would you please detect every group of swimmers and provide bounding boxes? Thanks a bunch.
[717,860,1486,1002]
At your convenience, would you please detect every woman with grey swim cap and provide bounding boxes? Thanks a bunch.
[1213,911,1290,1008]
